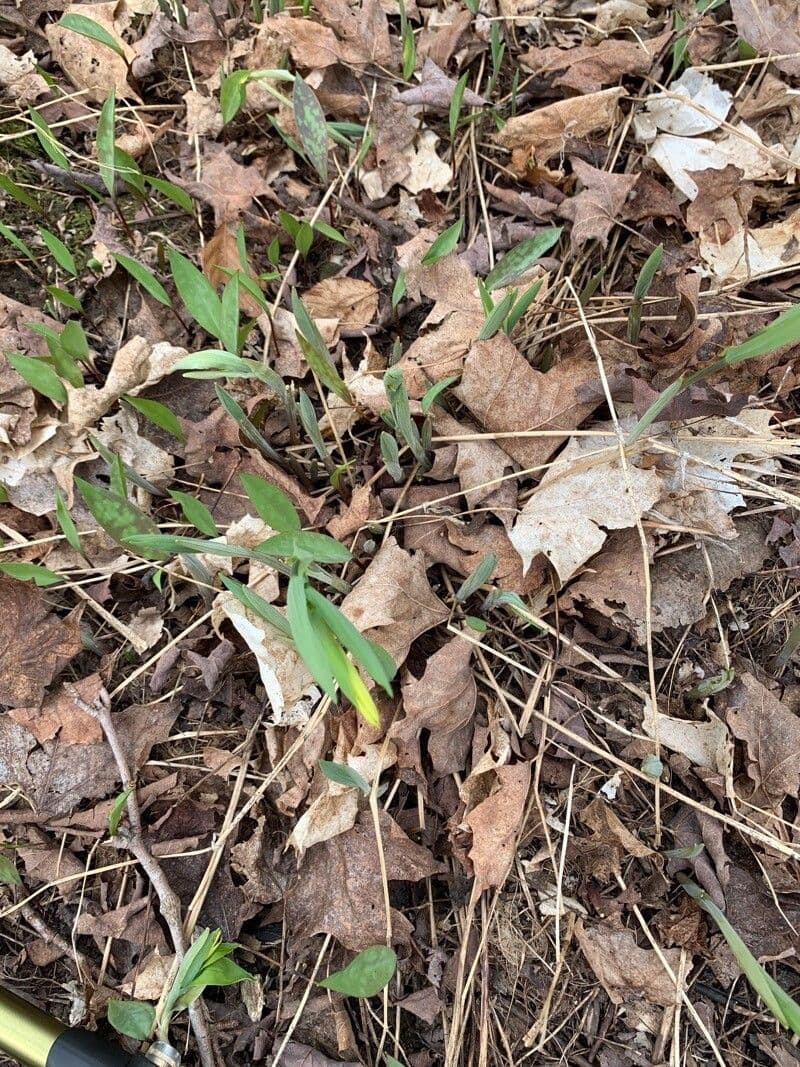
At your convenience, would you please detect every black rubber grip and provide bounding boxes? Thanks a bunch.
[45,1030,152,1067]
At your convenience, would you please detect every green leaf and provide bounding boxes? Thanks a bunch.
[384,366,425,464]
[479,289,517,340]
[146,175,194,213]
[239,474,300,532]
[0,561,62,587]
[679,876,800,1034]
[219,273,241,355]
[504,278,543,334]
[380,430,403,482]
[385,1057,403,1067]
[628,243,663,343]
[108,787,131,835]
[293,75,329,182]
[97,93,116,196]
[0,172,39,211]
[168,248,222,337]
[60,319,90,363]
[449,70,469,139]
[193,957,252,989]
[220,69,251,124]
[173,350,274,384]
[58,12,126,57]
[0,853,21,886]
[6,353,67,404]
[261,531,351,565]
[484,228,562,291]
[312,219,348,245]
[319,945,397,998]
[220,575,292,639]
[114,146,145,194]
[75,477,163,557]
[0,222,35,261]
[305,588,395,693]
[123,395,184,440]
[421,374,459,414]
[311,611,380,725]
[421,219,463,266]
[297,332,351,403]
[55,487,83,554]
[319,759,370,794]
[214,384,287,465]
[29,108,70,170]
[38,228,76,275]
[455,552,497,602]
[170,490,219,537]
[391,270,406,310]
[109,453,127,500]
[287,572,337,700]
[687,669,735,699]
[725,302,800,364]
[46,286,82,312]
[107,999,156,1041]
[114,253,172,306]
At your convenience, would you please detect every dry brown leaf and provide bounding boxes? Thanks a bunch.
[465,762,531,893]
[287,791,360,857]
[568,516,772,642]
[19,836,86,899]
[121,949,175,1000]
[730,0,800,78]
[393,633,476,779]
[417,6,471,68]
[183,89,223,139]
[576,923,687,1007]
[495,88,625,176]
[432,410,517,521]
[202,224,263,317]
[303,278,379,330]
[76,897,167,951]
[522,35,664,95]
[326,485,382,541]
[0,578,82,708]
[341,538,447,668]
[455,335,610,474]
[188,145,274,225]
[284,810,443,949]
[724,673,800,806]
[643,702,732,776]
[281,1044,358,1067]
[558,159,639,249]
[46,2,137,101]
[509,429,663,582]
[273,0,392,68]
[9,675,103,745]
[399,58,486,111]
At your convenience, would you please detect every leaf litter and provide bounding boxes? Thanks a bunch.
[1,1,800,1064]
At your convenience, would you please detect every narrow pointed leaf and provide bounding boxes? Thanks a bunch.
[239,474,300,532]
[293,75,329,181]
[169,490,219,537]
[58,13,126,57]
[287,572,336,699]
[114,253,172,306]
[484,228,562,291]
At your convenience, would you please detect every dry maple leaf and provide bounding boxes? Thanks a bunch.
[454,334,611,474]
[724,673,800,807]
[340,538,447,668]
[303,277,379,331]
[284,810,443,949]
[522,35,666,95]
[465,762,531,893]
[558,158,639,249]
[187,145,274,225]
[393,633,476,779]
[0,577,82,708]
[510,430,663,582]
[576,923,687,1007]
[46,2,137,102]
[495,88,625,176]
[730,0,800,78]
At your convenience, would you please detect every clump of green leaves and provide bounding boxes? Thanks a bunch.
[108,928,252,1043]
[127,477,396,726]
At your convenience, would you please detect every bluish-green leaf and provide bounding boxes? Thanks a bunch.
[287,572,336,699]
[484,228,562,291]
[107,1000,155,1041]
[319,759,370,794]
[261,531,351,565]
[293,75,329,182]
[97,93,116,196]
[220,575,292,639]
[58,13,126,57]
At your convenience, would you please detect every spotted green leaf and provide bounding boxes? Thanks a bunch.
[293,75,329,182]
[484,228,562,291]
[75,477,164,557]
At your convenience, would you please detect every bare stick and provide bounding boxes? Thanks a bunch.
[66,684,219,1067]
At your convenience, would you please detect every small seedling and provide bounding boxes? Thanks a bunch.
[421,219,463,266]
[383,366,428,469]
[627,243,663,344]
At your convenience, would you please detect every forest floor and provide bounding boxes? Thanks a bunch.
[1,0,800,1065]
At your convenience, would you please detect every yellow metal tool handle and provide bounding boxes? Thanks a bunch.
[0,986,65,1067]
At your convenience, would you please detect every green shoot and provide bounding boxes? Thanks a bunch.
[422,219,463,266]
[627,243,663,344]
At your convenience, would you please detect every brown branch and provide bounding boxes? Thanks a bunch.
[66,684,219,1067]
